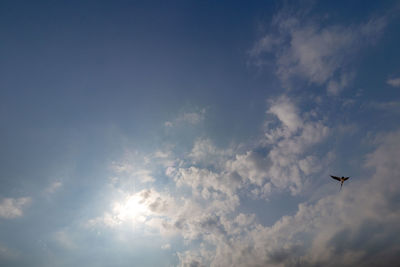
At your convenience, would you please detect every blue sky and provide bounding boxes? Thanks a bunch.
[1,1,400,266]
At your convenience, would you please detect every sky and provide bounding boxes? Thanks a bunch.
[1,1,400,266]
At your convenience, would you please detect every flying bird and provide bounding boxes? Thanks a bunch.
[330,175,350,190]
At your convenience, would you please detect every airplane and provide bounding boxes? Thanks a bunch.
[330,175,350,190]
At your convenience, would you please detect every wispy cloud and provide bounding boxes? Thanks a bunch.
[165,108,206,128]
[110,153,157,184]
[53,229,77,250]
[0,197,31,219]
[387,77,400,87]
[0,243,19,260]
[368,101,400,113]
[250,8,387,95]
[45,181,63,194]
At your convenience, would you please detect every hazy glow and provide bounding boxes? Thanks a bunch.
[112,194,149,225]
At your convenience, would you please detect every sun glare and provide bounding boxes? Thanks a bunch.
[112,194,149,224]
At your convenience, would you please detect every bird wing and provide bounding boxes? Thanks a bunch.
[330,175,341,181]
[343,177,350,181]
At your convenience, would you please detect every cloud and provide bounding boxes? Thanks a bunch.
[161,243,171,250]
[0,243,19,260]
[0,197,31,219]
[368,101,400,114]
[45,181,63,194]
[110,154,156,184]
[87,88,398,267]
[88,188,179,231]
[91,94,331,243]
[250,8,387,94]
[53,229,77,250]
[164,121,173,127]
[188,138,233,168]
[268,95,302,132]
[387,77,400,87]
[165,108,206,128]
[260,95,329,195]
[177,128,400,267]
[226,151,270,189]
[178,249,209,267]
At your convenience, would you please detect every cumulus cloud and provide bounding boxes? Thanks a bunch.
[87,88,399,267]
[163,95,329,202]
[250,8,387,94]
[205,95,330,198]
[387,77,400,87]
[188,138,233,168]
[0,197,31,219]
[268,96,302,133]
[177,129,400,267]
[91,94,331,248]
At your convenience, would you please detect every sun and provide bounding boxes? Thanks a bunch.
[112,194,150,225]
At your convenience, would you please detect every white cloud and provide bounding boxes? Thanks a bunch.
[226,151,270,187]
[189,138,234,169]
[0,197,31,219]
[178,248,210,267]
[261,95,329,195]
[181,109,206,125]
[87,90,400,267]
[369,101,400,113]
[164,108,206,128]
[111,156,156,184]
[176,129,400,267]
[218,95,330,198]
[387,77,400,87]
[45,181,62,194]
[268,95,302,132]
[251,10,387,94]
[92,95,330,241]
[132,169,155,183]
[88,188,179,231]
[53,230,77,250]
[170,167,241,213]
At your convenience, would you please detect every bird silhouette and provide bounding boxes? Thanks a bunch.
[330,175,350,190]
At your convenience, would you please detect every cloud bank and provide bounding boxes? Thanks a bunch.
[86,94,400,267]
